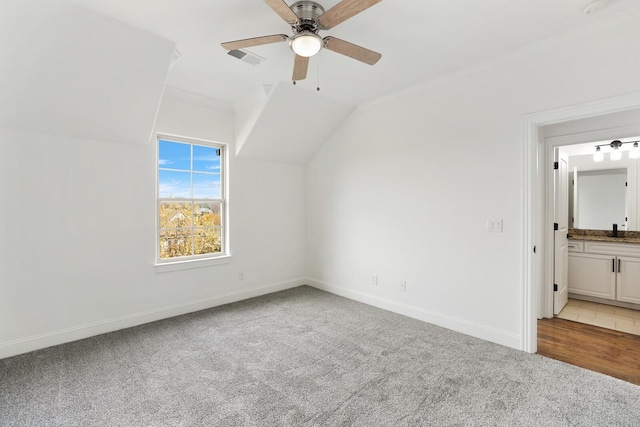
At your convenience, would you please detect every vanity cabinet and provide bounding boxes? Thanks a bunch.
[617,257,640,304]
[567,253,616,300]
[567,241,640,304]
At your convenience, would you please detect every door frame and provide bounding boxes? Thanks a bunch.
[522,92,640,353]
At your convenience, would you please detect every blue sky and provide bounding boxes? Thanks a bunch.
[158,140,221,199]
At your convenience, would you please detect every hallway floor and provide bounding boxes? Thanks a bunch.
[538,317,640,385]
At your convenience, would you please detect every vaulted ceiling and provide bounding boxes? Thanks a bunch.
[69,0,640,106]
[4,0,640,163]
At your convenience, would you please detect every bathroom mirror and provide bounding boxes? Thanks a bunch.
[570,168,627,230]
[561,136,640,231]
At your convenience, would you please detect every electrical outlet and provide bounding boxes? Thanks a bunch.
[399,281,406,292]
[239,272,245,280]
[371,274,378,285]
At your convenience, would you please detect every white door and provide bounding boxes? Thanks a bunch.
[553,149,569,315]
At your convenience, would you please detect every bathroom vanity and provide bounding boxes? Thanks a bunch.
[568,229,640,307]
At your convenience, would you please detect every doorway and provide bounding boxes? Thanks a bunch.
[525,98,640,383]
[522,94,640,354]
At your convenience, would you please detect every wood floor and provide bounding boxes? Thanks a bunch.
[538,317,640,385]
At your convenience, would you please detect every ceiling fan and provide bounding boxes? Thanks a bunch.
[221,0,382,82]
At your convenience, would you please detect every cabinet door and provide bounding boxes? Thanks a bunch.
[568,253,616,300]
[616,256,640,304]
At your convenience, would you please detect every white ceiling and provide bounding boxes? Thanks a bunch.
[69,0,640,107]
[235,82,354,163]
[544,108,640,156]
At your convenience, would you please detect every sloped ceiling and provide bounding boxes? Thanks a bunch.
[5,0,640,162]
[234,82,353,164]
[0,0,175,145]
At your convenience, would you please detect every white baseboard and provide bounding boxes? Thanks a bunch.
[0,278,305,360]
[306,278,521,350]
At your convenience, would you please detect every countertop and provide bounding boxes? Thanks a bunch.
[568,229,640,244]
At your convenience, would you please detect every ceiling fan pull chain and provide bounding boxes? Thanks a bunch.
[316,59,320,92]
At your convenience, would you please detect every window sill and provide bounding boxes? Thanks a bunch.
[155,255,232,273]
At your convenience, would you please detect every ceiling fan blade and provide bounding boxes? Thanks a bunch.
[292,55,309,81]
[221,34,289,51]
[323,36,381,65]
[317,0,382,30]
[264,0,299,25]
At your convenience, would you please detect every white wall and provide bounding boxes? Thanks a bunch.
[306,23,640,349]
[0,89,306,358]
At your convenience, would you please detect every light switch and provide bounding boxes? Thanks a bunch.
[486,219,503,232]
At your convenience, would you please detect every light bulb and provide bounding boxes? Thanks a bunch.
[593,147,603,162]
[629,142,640,160]
[290,32,322,57]
[610,149,622,161]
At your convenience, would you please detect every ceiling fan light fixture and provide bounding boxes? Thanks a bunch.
[290,32,323,57]
[222,0,383,81]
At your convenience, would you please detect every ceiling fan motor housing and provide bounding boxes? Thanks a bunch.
[290,1,325,33]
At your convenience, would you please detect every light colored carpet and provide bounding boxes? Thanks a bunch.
[1,286,639,426]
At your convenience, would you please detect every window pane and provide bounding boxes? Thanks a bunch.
[159,140,191,170]
[159,202,193,229]
[159,229,193,259]
[159,170,191,198]
[193,173,221,199]
[194,227,221,255]
[157,136,225,261]
[194,202,221,227]
[193,145,221,173]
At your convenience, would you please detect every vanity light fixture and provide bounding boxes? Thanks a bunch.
[592,139,640,162]
[610,140,622,161]
[593,146,603,162]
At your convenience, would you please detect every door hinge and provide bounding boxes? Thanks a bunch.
[554,284,558,292]
[553,161,559,170]
[554,222,558,231]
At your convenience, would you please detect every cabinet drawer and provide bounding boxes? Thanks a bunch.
[568,241,584,253]
[584,242,640,257]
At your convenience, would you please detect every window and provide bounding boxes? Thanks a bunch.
[157,135,226,262]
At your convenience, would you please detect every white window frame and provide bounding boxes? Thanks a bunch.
[155,133,230,271]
